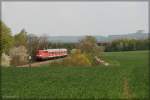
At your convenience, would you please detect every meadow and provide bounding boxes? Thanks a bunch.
[1,50,149,99]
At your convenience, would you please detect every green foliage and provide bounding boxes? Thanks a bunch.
[14,29,28,47]
[63,49,91,66]
[105,39,149,52]
[51,49,92,66]
[77,36,102,64]
[0,21,14,54]
[78,36,97,53]
[2,51,149,99]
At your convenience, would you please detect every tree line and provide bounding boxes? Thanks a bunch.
[45,38,150,53]
[105,39,149,52]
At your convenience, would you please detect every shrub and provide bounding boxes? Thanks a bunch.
[9,45,28,66]
[1,53,11,67]
[62,49,91,66]
[77,36,103,65]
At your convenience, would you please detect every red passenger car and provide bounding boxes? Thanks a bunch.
[36,49,67,60]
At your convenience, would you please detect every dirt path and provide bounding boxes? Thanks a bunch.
[17,60,50,67]
[123,77,132,99]
[17,58,64,67]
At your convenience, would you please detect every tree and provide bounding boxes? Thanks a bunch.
[105,38,149,52]
[14,29,28,47]
[27,34,49,61]
[38,35,49,49]
[78,36,98,53]
[0,21,14,55]
[77,36,102,64]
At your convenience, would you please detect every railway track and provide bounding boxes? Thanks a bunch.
[17,58,64,67]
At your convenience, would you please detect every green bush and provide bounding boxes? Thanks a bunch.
[60,49,92,66]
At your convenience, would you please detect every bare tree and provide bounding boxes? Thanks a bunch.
[27,34,49,61]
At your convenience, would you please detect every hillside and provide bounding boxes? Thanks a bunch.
[48,33,149,43]
[108,33,149,41]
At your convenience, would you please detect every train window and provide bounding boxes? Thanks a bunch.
[43,51,48,53]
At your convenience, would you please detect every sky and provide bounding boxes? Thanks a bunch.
[2,1,149,36]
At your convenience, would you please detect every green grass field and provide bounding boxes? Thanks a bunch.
[2,50,149,99]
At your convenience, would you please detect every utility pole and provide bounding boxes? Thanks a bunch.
[28,34,32,68]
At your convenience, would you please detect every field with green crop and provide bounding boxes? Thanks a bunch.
[2,50,149,99]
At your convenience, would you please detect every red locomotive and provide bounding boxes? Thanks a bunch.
[36,48,67,60]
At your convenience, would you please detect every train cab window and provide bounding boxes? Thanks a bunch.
[36,51,40,55]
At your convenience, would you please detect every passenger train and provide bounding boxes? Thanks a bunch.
[36,48,67,60]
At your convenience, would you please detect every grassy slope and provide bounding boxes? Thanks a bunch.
[1,50,149,99]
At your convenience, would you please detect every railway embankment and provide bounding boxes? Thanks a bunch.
[17,58,64,67]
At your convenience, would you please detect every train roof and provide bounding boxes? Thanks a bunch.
[38,49,67,52]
